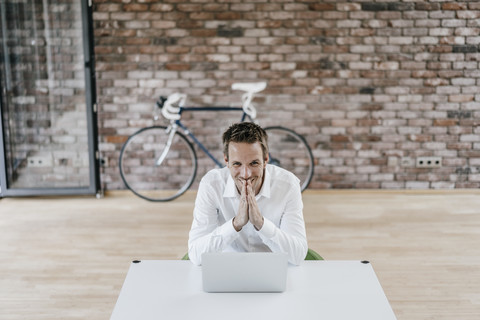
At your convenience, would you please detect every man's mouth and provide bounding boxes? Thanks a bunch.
[238,178,255,183]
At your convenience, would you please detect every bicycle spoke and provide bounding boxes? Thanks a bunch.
[119,126,197,201]
[264,126,314,191]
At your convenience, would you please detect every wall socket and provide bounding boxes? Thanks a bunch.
[416,156,442,168]
[400,157,415,167]
[27,156,53,168]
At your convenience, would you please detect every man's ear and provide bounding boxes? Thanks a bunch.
[264,154,269,165]
[224,155,228,164]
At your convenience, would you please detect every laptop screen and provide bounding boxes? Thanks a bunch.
[201,252,288,292]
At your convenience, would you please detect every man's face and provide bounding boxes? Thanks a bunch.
[225,142,268,195]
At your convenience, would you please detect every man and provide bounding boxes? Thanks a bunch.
[188,122,308,265]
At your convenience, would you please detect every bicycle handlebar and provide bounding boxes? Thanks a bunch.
[158,82,266,121]
[162,93,187,120]
[156,96,167,109]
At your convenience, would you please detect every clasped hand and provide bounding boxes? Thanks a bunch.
[233,179,264,232]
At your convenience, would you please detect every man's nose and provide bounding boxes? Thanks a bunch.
[241,166,251,179]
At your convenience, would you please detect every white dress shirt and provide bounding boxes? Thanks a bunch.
[188,164,308,266]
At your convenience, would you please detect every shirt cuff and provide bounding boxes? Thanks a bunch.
[257,217,276,239]
[215,218,240,244]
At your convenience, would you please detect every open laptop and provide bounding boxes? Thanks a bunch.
[201,252,288,293]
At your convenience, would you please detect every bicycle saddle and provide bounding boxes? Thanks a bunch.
[231,82,266,93]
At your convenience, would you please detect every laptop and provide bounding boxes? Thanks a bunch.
[201,252,288,293]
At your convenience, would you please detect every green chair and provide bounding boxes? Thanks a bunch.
[181,248,323,261]
[305,248,323,260]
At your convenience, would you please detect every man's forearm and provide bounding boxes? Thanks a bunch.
[188,218,240,265]
[256,217,308,265]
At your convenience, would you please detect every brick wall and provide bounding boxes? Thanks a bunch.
[93,0,480,190]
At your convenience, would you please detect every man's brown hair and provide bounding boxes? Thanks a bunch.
[222,122,269,161]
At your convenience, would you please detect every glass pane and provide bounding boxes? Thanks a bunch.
[1,0,90,189]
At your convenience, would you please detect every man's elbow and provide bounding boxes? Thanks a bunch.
[289,241,308,265]
[187,245,202,266]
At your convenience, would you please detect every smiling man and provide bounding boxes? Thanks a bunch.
[188,122,308,265]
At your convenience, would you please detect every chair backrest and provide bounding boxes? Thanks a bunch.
[182,248,323,261]
[304,248,323,260]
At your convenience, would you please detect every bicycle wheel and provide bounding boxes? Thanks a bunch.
[119,126,197,201]
[263,126,314,192]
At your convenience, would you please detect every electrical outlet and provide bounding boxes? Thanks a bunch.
[100,157,108,166]
[400,157,415,167]
[27,156,53,167]
[416,156,442,168]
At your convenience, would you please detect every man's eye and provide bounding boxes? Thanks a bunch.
[251,161,260,166]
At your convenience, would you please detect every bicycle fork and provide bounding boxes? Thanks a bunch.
[155,124,177,166]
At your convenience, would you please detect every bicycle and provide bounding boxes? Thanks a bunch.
[119,82,314,202]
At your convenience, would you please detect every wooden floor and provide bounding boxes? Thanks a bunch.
[1,190,480,319]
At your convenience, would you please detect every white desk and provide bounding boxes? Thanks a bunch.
[111,260,397,320]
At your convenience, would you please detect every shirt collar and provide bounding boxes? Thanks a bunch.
[223,164,271,199]
[223,173,237,198]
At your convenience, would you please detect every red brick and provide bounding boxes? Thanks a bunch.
[104,135,129,144]
[269,79,294,87]
[442,3,468,10]
[203,4,228,12]
[190,12,214,20]
[138,46,165,54]
[123,4,148,12]
[112,29,137,37]
[434,119,458,126]
[177,4,202,12]
[256,4,282,11]
[331,135,351,143]
[215,12,242,20]
[245,62,270,70]
[309,3,335,11]
[177,20,203,29]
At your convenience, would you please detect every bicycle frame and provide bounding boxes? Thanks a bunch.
[161,105,252,168]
